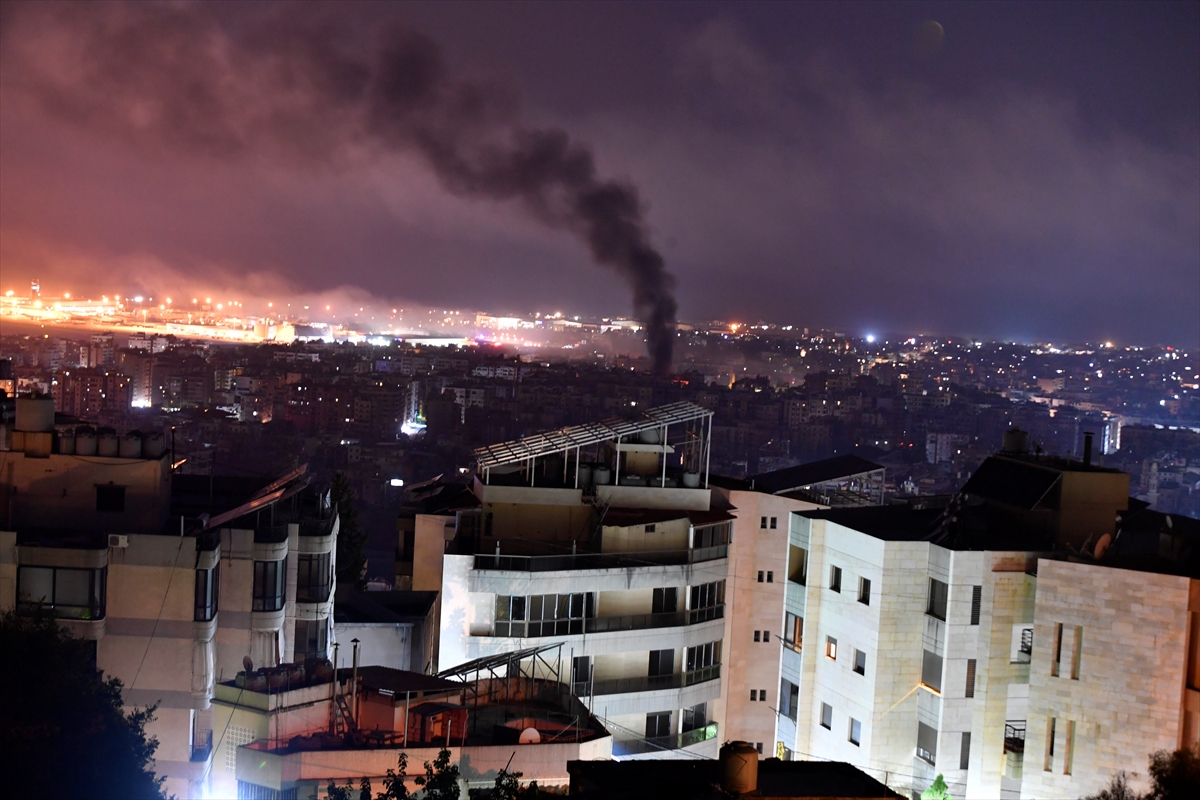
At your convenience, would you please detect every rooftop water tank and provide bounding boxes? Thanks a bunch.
[75,426,97,456]
[15,397,55,432]
[682,472,701,488]
[97,428,119,457]
[719,741,759,796]
[593,467,612,486]
[119,431,143,458]
[57,428,76,455]
[142,431,166,459]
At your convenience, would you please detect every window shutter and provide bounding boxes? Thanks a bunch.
[965,658,977,698]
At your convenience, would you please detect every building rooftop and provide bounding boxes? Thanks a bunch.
[750,454,885,494]
[333,586,438,624]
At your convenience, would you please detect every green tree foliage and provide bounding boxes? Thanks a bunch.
[920,774,952,800]
[0,609,166,799]
[331,472,368,590]
[416,747,461,800]
[377,752,411,799]
[1084,746,1200,800]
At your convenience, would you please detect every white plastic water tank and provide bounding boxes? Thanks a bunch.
[75,427,97,456]
[142,432,166,458]
[97,429,119,457]
[15,397,55,432]
[119,432,143,458]
[682,472,701,488]
[57,429,76,455]
[638,429,660,444]
[577,463,592,488]
[593,466,612,485]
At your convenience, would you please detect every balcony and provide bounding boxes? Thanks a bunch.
[190,730,213,763]
[582,604,723,635]
[575,665,720,697]
[473,545,727,573]
[612,722,718,756]
[1004,721,1026,754]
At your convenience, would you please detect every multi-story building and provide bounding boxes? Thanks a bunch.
[0,396,340,799]
[407,402,732,758]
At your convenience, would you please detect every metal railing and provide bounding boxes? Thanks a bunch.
[1004,721,1026,754]
[1020,628,1033,654]
[612,723,718,756]
[575,665,720,697]
[190,730,213,763]
[474,545,727,573]
[489,605,724,638]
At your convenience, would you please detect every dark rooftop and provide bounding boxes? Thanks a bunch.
[567,758,903,800]
[356,666,461,696]
[750,455,885,494]
[960,456,1062,509]
[334,586,439,624]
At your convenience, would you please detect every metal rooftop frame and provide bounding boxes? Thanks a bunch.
[473,400,714,488]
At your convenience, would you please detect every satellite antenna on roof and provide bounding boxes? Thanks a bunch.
[243,656,254,673]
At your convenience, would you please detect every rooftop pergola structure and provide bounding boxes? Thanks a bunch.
[473,401,715,489]
[437,643,568,735]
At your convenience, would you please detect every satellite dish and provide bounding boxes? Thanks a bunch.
[243,656,254,673]
[1093,533,1112,560]
[518,727,541,744]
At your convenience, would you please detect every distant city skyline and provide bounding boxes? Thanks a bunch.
[1,1,1197,352]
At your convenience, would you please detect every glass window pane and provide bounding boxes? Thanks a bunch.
[19,567,53,603]
[496,596,510,621]
[529,595,543,620]
[56,570,91,606]
[511,596,526,621]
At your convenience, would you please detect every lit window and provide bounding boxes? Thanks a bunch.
[825,636,837,660]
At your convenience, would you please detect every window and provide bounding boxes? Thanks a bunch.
[96,485,125,513]
[645,524,656,533]
[689,581,724,622]
[1070,626,1083,680]
[858,577,871,605]
[750,689,758,701]
[17,565,106,620]
[820,703,832,730]
[296,552,331,603]
[965,658,977,698]
[648,649,674,677]
[682,703,707,732]
[825,636,837,660]
[917,722,937,765]
[780,680,799,720]
[294,618,328,659]
[927,578,948,620]
[848,718,861,746]
[1044,717,1056,772]
[252,560,286,612]
[754,630,761,642]
[693,522,730,548]
[760,516,768,529]
[496,593,592,637]
[921,650,943,692]
[1064,720,1075,775]
[960,732,972,770]
[686,641,721,677]
[652,587,678,614]
[769,516,777,529]
[756,742,763,754]
[766,571,774,583]
[830,566,842,592]
[1051,622,1064,677]
[760,688,767,702]
[970,585,982,625]
[757,570,765,583]
[853,648,866,675]
[784,613,803,652]
[645,712,672,739]
[194,563,220,622]
[761,630,769,642]
[572,656,590,690]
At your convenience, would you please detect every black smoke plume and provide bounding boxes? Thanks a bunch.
[0,3,677,372]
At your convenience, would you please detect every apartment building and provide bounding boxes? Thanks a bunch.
[406,402,732,758]
[0,397,340,800]
[768,448,1200,800]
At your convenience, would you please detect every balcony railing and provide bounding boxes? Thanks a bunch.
[1004,721,1026,754]
[190,730,213,763]
[612,723,718,756]
[473,545,727,573]
[575,665,720,697]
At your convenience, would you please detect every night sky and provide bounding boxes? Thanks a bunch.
[1,1,1197,347]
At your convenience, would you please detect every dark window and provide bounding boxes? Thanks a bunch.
[754,630,761,642]
[922,650,943,692]
[750,689,758,701]
[689,581,724,610]
[960,732,972,770]
[682,703,707,732]
[756,742,763,754]
[572,656,591,690]
[645,524,656,533]
[17,565,106,620]
[780,680,799,720]
[858,577,871,605]
[760,516,768,529]
[766,571,774,583]
[830,566,842,593]
[648,649,674,677]
[762,630,769,643]
[294,618,328,659]
[693,522,730,549]
[854,648,866,675]
[652,587,677,614]
[645,712,671,738]
[296,552,331,603]
[757,570,764,583]
[820,702,832,729]
[686,640,721,672]
[970,585,982,625]
[849,718,861,746]
[252,560,285,612]
[784,613,803,651]
[1052,622,1064,677]
[194,563,220,622]
[927,578,948,621]
[966,658,977,698]
[917,722,937,765]
[96,485,125,513]
[769,517,777,529]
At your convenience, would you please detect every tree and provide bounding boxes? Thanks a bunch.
[377,752,411,800]
[920,774,952,800]
[1084,746,1200,800]
[331,472,368,590]
[469,765,522,800]
[0,609,166,799]
[415,747,461,800]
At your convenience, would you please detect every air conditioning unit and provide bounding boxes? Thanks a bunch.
[108,534,129,549]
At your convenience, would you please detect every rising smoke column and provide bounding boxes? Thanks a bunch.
[0,3,677,372]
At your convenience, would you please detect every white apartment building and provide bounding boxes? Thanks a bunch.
[0,397,339,800]
[409,402,733,758]
[762,451,1200,800]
